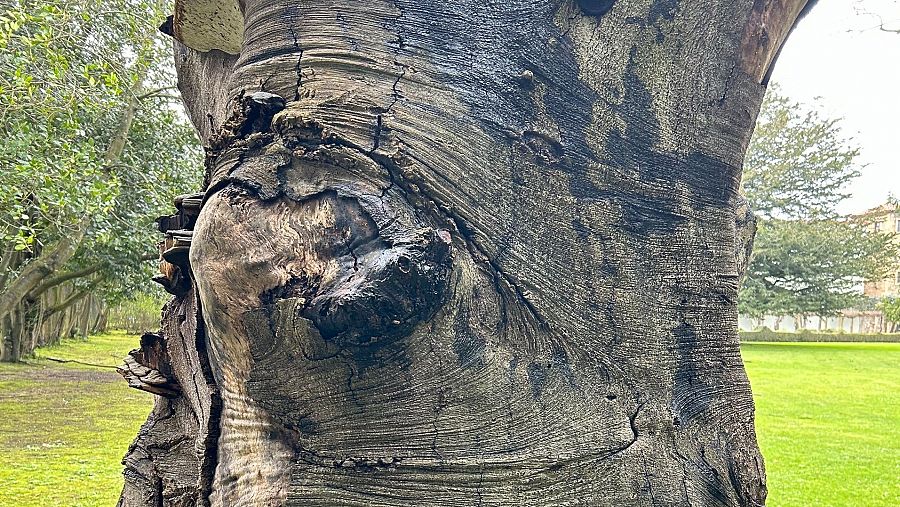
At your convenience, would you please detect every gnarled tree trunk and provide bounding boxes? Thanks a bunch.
[120,1,814,505]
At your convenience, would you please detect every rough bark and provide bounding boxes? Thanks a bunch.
[119,289,220,507]
[122,1,814,505]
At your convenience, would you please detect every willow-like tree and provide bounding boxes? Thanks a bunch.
[119,1,816,505]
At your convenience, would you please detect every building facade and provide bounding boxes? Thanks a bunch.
[855,200,900,298]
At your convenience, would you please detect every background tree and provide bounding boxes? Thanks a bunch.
[878,297,900,332]
[739,89,896,324]
[0,0,201,361]
[741,89,859,221]
[740,219,894,322]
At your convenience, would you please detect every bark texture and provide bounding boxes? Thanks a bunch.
[122,1,813,505]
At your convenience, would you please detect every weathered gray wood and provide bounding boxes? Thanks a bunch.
[119,290,219,507]
[122,1,815,505]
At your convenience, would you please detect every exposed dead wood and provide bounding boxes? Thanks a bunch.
[170,0,242,54]
[740,0,818,84]
[117,333,181,398]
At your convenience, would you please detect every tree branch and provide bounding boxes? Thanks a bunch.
[42,356,119,369]
[28,264,104,301]
[43,279,103,318]
[0,216,91,320]
[137,86,178,100]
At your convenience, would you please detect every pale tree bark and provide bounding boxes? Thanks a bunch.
[121,1,815,505]
[0,223,88,360]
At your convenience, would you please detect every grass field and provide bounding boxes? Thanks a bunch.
[0,332,152,507]
[0,335,896,506]
[742,342,900,507]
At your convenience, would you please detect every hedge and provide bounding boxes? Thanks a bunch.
[740,329,900,343]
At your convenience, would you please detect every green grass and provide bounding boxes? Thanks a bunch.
[0,331,152,507]
[0,335,897,506]
[31,330,141,367]
[742,342,900,507]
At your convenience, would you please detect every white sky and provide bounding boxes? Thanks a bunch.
[767,0,900,215]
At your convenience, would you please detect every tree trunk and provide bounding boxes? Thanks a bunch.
[0,221,89,324]
[121,1,814,505]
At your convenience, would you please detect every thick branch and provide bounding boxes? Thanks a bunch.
[0,218,89,319]
[27,264,103,301]
[43,280,101,318]
[740,0,818,83]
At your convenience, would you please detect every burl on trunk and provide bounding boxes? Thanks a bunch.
[118,1,813,505]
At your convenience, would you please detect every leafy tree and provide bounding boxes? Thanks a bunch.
[740,219,895,318]
[879,297,900,332]
[0,0,201,360]
[742,89,860,221]
[739,89,897,320]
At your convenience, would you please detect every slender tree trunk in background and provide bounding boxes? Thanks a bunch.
[121,1,814,505]
[0,74,145,361]
[0,224,88,322]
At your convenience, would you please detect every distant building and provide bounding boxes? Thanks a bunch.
[854,200,900,298]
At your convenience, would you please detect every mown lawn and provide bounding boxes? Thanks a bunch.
[0,331,152,507]
[742,342,900,507]
[0,335,896,506]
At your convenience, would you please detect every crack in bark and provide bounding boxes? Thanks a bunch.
[717,62,738,106]
[443,210,550,331]
[300,448,405,471]
[369,64,408,153]
[642,458,660,506]
[601,400,643,460]
[288,18,304,101]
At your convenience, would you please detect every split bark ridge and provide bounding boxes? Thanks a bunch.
[120,1,813,505]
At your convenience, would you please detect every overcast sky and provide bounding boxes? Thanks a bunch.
[767,0,900,215]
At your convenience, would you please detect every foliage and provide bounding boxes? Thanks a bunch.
[743,88,860,221]
[879,297,900,325]
[0,0,201,308]
[107,291,167,333]
[739,218,896,317]
[743,342,900,506]
[67,98,202,302]
[739,89,896,317]
[1,0,145,245]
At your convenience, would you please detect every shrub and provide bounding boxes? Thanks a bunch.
[740,329,900,343]
[107,293,165,334]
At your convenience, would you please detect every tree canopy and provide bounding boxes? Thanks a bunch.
[739,89,896,319]
[0,0,201,360]
[742,89,860,221]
